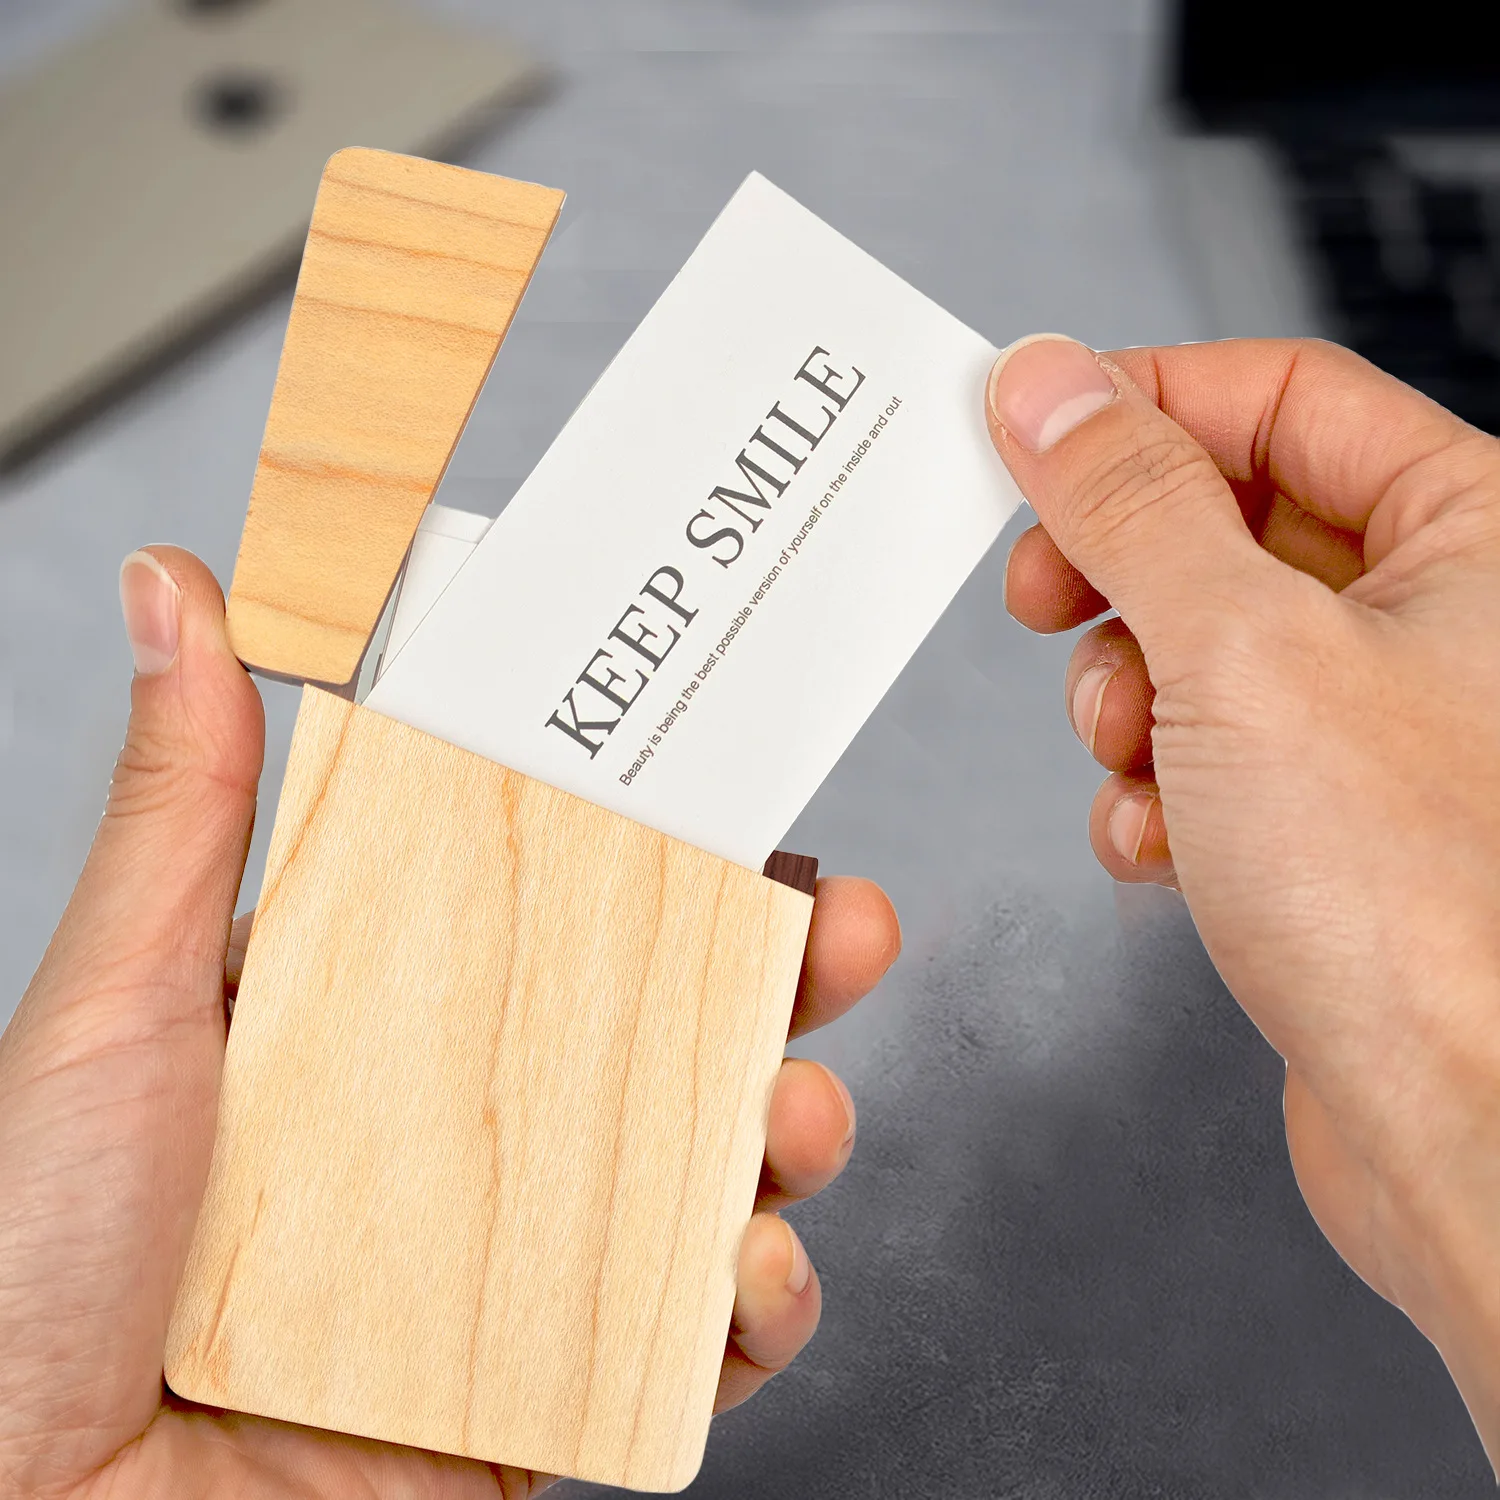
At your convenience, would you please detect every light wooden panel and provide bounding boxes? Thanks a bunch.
[225,149,563,688]
[165,689,813,1492]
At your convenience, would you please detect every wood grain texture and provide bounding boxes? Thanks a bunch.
[225,149,563,688]
[165,688,813,1492]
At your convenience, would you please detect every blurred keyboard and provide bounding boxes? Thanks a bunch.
[1280,139,1500,432]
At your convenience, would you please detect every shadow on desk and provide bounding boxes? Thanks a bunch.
[578,889,1490,1498]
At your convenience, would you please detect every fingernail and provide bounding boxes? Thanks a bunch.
[1108,793,1157,866]
[119,551,181,676]
[1070,663,1116,756]
[826,1067,857,1151]
[987,334,1117,453]
[783,1221,811,1296]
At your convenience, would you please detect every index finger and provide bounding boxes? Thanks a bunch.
[789,876,901,1039]
[1108,339,1482,557]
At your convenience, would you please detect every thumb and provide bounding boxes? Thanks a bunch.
[24,547,264,1029]
[0,548,263,1481]
[985,334,1279,663]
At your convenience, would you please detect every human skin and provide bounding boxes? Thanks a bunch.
[0,547,902,1500]
[987,335,1500,1467]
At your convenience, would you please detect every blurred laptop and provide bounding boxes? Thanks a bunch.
[1168,1,1500,433]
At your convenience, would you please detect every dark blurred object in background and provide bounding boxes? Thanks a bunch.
[1172,2,1500,433]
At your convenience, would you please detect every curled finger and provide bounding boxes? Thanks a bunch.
[758,1058,857,1211]
[1064,617,1155,773]
[714,1214,821,1413]
[1004,521,1110,633]
[790,877,901,1039]
[1088,772,1175,885]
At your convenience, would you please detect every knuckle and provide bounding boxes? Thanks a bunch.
[105,722,182,820]
[1070,425,1224,553]
[105,718,256,827]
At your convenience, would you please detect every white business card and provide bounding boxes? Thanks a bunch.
[367,173,1022,870]
[374,504,493,680]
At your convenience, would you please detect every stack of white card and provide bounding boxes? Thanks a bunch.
[368,174,1021,871]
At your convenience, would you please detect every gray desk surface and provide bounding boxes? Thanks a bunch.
[0,1,1489,1492]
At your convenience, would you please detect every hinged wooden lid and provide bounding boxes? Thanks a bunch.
[226,148,563,690]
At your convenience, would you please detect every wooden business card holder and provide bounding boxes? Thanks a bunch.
[163,150,816,1493]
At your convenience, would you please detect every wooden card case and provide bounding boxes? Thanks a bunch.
[166,689,812,1489]
[163,150,818,1492]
